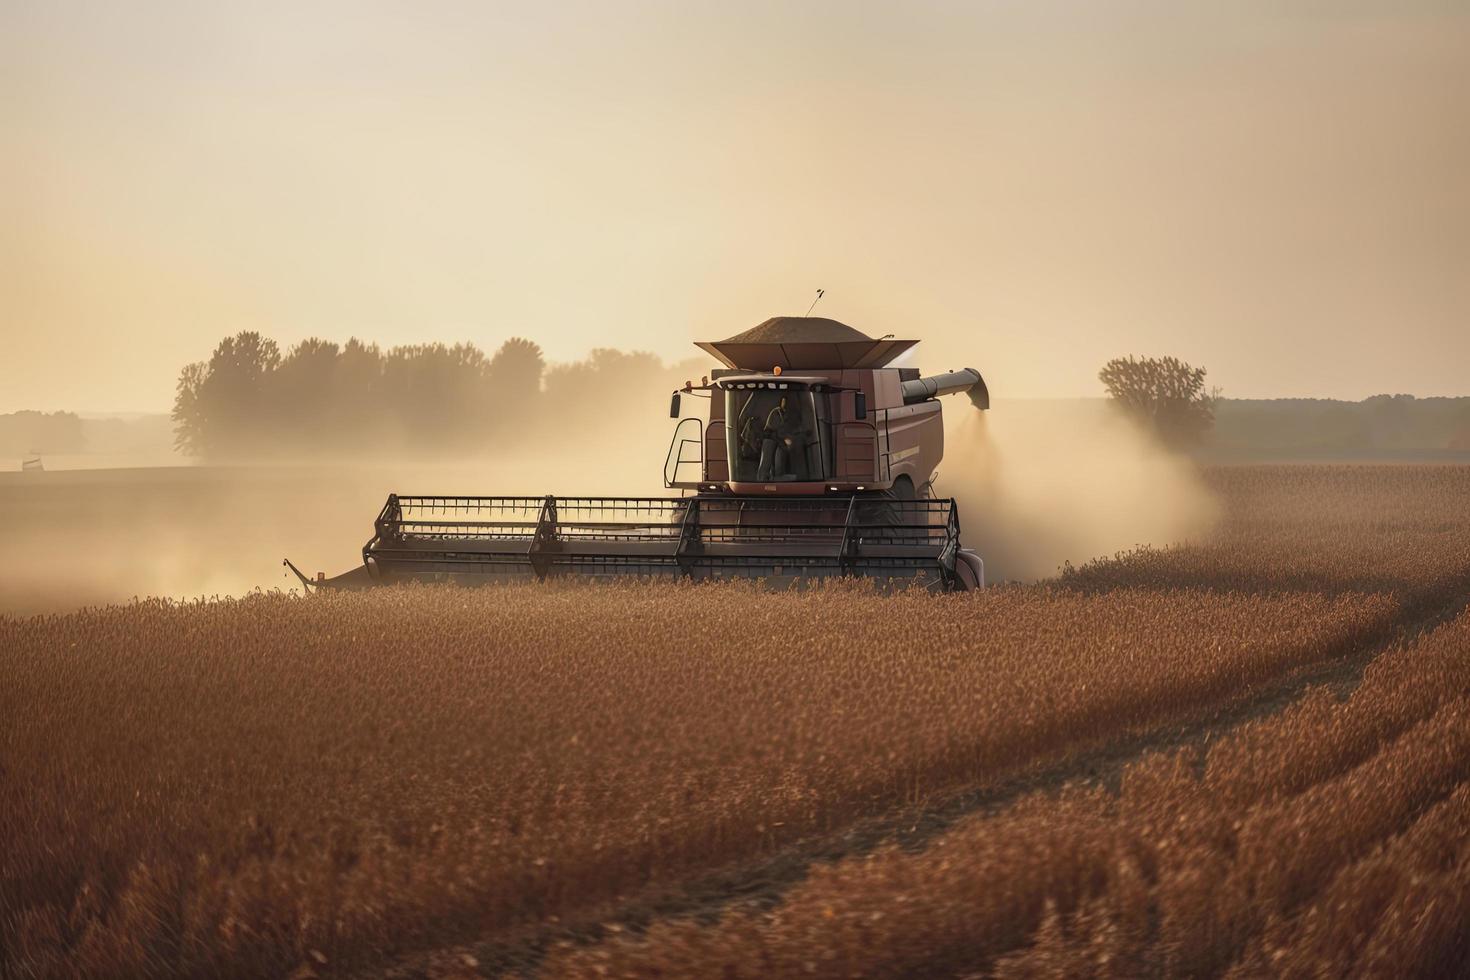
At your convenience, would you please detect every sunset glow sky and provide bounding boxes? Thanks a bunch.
[4,1,1467,412]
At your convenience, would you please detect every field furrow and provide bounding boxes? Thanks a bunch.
[541,605,1470,979]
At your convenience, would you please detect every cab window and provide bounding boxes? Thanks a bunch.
[725,384,822,482]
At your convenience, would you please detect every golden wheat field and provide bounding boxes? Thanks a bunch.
[5,465,1470,978]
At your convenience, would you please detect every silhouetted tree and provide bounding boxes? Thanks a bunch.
[545,349,662,398]
[1099,355,1215,448]
[271,338,341,450]
[330,338,386,449]
[488,338,545,402]
[171,362,207,454]
[376,343,497,450]
[480,338,545,446]
[199,332,282,456]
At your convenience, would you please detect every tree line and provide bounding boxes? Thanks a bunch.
[1098,356,1470,451]
[55,344,1470,461]
[171,332,705,459]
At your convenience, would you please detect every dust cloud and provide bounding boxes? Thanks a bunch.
[0,448,673,618]
[0,379,696,617]
[934,399,1220,583]
[1,380,1221,616]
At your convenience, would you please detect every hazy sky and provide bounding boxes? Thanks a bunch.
[4,0,1467,412]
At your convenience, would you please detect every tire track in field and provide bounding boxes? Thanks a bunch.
[382,580,1470,979]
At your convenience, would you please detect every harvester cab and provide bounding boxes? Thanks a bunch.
[286,316,990,593]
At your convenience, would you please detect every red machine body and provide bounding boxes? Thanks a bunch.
[288,317,990,593]
[666,317,988,500]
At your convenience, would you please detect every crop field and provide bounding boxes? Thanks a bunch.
[4,465,1470,978]
[546,603,1470,979]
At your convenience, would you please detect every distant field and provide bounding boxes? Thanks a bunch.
[0,451,191,472]
[5,465,1470,977]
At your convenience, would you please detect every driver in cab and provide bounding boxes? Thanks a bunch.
[756,396,809,481]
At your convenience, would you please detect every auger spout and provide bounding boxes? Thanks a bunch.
[900,367,989,411]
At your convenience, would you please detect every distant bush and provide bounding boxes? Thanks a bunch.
[1100,355,1215,449]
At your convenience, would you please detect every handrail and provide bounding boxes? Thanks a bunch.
[664,417,705,487]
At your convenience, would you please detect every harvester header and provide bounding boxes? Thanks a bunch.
[288,315,990,592]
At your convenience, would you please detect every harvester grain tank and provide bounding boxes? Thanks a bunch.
[287,317,989,591]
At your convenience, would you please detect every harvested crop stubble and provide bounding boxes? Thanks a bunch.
[1,582,1392,977]
[1063,465,1470,600]
[542,606,1470,979]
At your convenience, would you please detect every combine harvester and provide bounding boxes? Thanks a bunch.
[287,317,990,591]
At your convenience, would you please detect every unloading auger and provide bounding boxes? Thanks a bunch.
[285,316,989,592]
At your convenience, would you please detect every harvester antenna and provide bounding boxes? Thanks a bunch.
[805,288,825,316]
